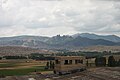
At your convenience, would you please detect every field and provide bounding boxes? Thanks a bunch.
[1,67,120,80]
[0,59,50,76]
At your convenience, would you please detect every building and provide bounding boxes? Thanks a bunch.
[54,56,86,75]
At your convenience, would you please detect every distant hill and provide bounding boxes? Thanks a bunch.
[0,46,52,56]
[61,36,119,49]
[0,34,120,50]
[79,46,120,52]
[73,33,120,42]
[0,35,49,42]
[0,35,50,48]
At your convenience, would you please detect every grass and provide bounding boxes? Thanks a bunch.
[0,66,49,76]
[0,60,49,76]
[0,63,17,68]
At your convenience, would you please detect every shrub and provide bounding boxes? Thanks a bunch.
[95,57,106,67]
[108,56,116,67]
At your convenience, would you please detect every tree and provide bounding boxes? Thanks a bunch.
[50,61,52,69]
[95,57,106,67]
[108,56,116,67]
[29,53,44,60]
[49,61,55,69]
[95,58,98,66]
[86,59,88,67]
[118,59,120,66]
[116,59,120,66]
[52,62,55,69]
[45,62,50,70]
[0,57,2,60]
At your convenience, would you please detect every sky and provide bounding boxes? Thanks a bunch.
[0,0,120,37]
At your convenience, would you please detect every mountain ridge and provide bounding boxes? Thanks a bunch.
[73,33,120,42]
[0,33,120,49]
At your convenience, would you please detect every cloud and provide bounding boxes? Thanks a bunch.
[0,0,120,36]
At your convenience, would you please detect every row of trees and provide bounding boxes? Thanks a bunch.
[0,53,54,60]
[29,53,55,60]
[3,56,27,59]
[0,56,28,59]
[56,51,120,58]
[108,56,120,67]
[95,56,120,67]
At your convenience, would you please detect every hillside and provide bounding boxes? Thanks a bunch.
[0,34,120,50]
[79,46,120,52]
[64,36,118,47]
[73,33,120,42]
[0,46,52,56]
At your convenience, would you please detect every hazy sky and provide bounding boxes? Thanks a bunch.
[0,0,120,37]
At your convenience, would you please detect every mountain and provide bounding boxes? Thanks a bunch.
[63,36,119,48]
[0,34,119,49]
[46,35,73,45]
[0,35,49,42]
[73,33,120,42]
[0,35,50,48]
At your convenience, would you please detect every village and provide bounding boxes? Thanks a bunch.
[0,53,120,80]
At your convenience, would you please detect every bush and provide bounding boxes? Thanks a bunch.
[95,57,106,67]
[115,59,120,66]
[0,57,2,60]
[108,56,116,67]
[3,56,27,59]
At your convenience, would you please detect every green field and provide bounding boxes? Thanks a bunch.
[0,60,50,76]
[0,66,48,76]
[0,63,17,68]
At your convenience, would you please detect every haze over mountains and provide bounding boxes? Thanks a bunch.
[0,33,120,49]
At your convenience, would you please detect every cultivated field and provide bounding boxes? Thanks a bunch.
[0,59,49,76]
[0,67,120,80]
